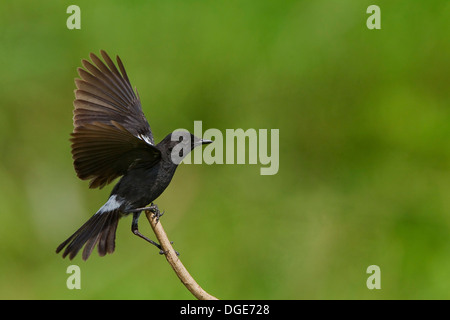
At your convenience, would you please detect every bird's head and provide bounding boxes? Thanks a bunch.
[158,131,212,164]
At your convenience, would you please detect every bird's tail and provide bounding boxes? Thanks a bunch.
[56,209,121,261]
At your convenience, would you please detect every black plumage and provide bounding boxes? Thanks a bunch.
[56,51,212,260]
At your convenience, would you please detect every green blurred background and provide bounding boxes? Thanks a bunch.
[0,0,449,299]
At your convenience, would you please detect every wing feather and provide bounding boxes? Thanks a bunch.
[71,51,159,188]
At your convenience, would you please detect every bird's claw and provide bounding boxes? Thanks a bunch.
[158,241,180,256]
[148,204,164,223]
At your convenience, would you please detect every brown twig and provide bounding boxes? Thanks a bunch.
[145,210,219,300]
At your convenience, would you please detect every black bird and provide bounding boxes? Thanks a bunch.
[56,50,212,260]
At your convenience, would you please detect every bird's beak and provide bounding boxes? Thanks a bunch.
[201,139,213,145]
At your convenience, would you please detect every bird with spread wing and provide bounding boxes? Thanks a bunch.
[56,51,212,260]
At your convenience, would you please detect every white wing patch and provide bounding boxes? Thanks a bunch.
[138,134,154,145]
[96,195,123,214]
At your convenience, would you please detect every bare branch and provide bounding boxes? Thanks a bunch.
[145,210,219,300]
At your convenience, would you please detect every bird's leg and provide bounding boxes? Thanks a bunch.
[126,203,165,222]
[127,206,179,256]
[131,211,165,254]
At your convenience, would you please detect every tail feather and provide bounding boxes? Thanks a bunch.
[80,214,107,260]
[62,214,103,259]
[56,210,120,260]
[97,211,119,257]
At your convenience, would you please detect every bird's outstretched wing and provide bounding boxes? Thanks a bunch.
[71,50,160,189]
